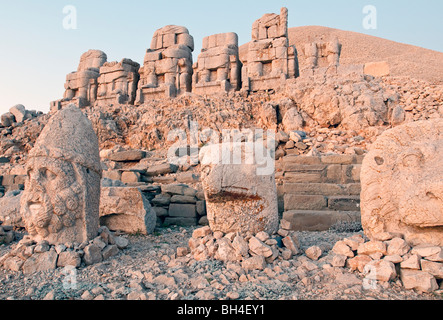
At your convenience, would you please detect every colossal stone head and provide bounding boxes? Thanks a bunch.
[20,105,102,245]
[361,119,443,246]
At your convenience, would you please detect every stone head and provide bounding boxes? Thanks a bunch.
[361,119,443,246]
[20,105,101,245]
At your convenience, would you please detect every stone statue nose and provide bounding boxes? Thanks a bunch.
[28,171,45,192]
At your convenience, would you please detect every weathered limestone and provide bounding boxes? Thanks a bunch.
[136,25,194,102]
[0,191,22,227]
[96,59,140,106]
[364,61,390,77]
[361,119,443,246]
[100,187,156,235]
[199,142,279,235]
[20,105,102,245]
[54,50,108,109]
[193,32,241,95]
[242,8,299,92]
[303,38,341,70]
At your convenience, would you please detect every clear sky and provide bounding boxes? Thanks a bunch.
[0,0,442,114]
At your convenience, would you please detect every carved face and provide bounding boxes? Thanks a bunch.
[395,145,443,227]
[361,119,443,245]
[21,157,83,242]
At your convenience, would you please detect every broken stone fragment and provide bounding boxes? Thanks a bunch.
[305,246,322,261]
[363,260,397,282]
[400,269,438,293]
[241,255,266,271]
[22,250,58,274]
[100,187,156,235]
[332,241,354,258]
[248,236,273,258]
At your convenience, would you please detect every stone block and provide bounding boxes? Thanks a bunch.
[321,154,356,165]
[284,172,324,183]
[282,155,321,165]
[282,210,361,231]
[199,142,279,235]
[108,150,145,162]
[146,163,178,176]
[100,187,157,235]
[328,196,361,211]
[121,171,140,184]
[163,217,197,227]
[364,61,390,77]
[284,194,327,211]
[168,203,197,218]
[283,183,361,196]
[22,250,58,274]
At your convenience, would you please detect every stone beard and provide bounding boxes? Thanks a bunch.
[20,156,98,245]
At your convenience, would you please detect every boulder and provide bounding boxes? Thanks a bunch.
[9,104,28,123]
[22,250,58,274]
[400,269,438,292]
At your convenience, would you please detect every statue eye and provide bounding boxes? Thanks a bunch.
[46,170,57,181]
[374,156,384,166]
[402,152,423,167]
[39,168,57,180]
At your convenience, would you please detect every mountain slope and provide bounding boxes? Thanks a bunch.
[240,25,443,84]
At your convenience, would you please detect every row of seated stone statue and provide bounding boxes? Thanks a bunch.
[52,8,339,109]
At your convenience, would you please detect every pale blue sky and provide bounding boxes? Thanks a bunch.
[0,0,442,114]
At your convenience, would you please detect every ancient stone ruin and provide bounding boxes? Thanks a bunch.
[52,50,107,110]
[0,105,128,274]
[136,25,194,101]
[242,7,299,92]
[0,6,443,300]
[96,59,140,106]
[50,8,302,108]
[360,118,443,246]
[304,37,341,70]
[193,32,241,95]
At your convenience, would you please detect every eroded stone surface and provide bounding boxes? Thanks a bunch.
[20,105,101,245]
[100,187,156,235]
[361,119,443,246]
[199,142,279,235]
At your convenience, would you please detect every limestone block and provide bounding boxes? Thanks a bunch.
[364,61,390,77]
[155,58,178,75]
[162,46,192,60]
[168,204,197,218]
[361,119,443,246]
[100,187,156,235]
[145,50,162,62]
[9,105,28,123]
[22,250,58,274]
[1,112,16,126]
[177,33,194,51]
